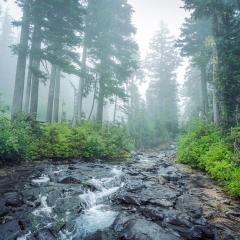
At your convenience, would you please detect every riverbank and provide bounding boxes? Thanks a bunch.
[0,148,240,240]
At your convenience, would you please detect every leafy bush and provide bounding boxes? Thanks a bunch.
[39,123,72,158]
[0,114,42,163]
[0,116,133,164]
[177,120,221,168]
[177,120,240,197]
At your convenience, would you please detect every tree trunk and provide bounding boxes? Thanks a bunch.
[212,55,220,126]
[96,80,104,124]
[113,95,117,122]
[77,46,87,123]
[29,24,41,117]
[236,0,240,10]
[11,0,30,118]
[24,55,33,112]
[53,66,61,122]
[200,64,209,118]
[46,64,57,123]
[88,80,97,120]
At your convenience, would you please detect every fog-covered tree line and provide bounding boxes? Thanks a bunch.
[3,0,138,125]
[0,0,181,150]
[179,0,240,128]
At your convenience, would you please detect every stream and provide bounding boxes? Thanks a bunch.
[0,147,240,240]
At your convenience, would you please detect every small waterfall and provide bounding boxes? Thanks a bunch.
[70,166,123,238]
[32,195,53,217]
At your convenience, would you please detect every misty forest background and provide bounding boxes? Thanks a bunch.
[0,0,240,196]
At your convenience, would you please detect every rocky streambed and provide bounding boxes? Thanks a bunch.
[0,148,240,240]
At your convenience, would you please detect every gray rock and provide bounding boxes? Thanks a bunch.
[5,192,24,208]
[121,218,180,240]
[140,207,164,221]
[33,228,57,240]
[116,194,141,206]
[175,194,202,218]
[58,177,82,184]
[0,220,21,240]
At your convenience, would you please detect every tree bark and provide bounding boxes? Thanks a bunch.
[88,80,97,120]
[24,55,33,112]
[96,80,104,124]
[53,66,61,122]
[212,55,220,126]
[29,24,41,117]
[77,46,87,123]
[46,64,57,123]
[200,64,209,118]
[11,0,30,118]
[113,95,117,122]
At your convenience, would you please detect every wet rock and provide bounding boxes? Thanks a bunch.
[226,210,240,218]
[0,220,22,240]
[4,192,24,208]
[58,176,82,184]
[158,166,180,181]
[84,229,116,240]
[32,228,57,240]
[157,176,167,185]
[54,196,83,214]
[140,206,164,221]
[116,194,141,206]
[164,211,192,227]
[113,213,136,232]
[0,202,9,218]
[175,194,202,218]
[149,198,174,207]
[120,218,180,240]
[139,186,179,203]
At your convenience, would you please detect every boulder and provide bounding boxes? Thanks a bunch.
[58,177,82,184]
[175,194,202,219]
[0,220,21,240]
[120,218,180,240]
[33,228,57,240]
[4,192,24,208]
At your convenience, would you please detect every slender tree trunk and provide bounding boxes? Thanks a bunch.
[46,64,57,123]
[77,46,87,123]
[24,55,33,112]
[53,66,61,122]
[88,80,97,120]
[113,95,117,122]
[29,24,41,117]
[96,80,104,124]
[212,55,220,126]
[236,0,240,10]
[200,64,209,118]
[11,0,30,118]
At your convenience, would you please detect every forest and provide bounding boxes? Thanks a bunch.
[0,0,240,240]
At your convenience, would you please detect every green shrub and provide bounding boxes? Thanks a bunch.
[177,120,240,197]
[228,169,240,196]
[203,142,233,182]
[0,114,42,163]
[39,123,71,158]
[177,120,221,168]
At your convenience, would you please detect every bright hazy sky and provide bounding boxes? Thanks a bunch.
[128,0,188,58]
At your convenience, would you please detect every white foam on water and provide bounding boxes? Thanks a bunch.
[17,231,31,240]
[74,204,117,238]
[79,185,120,208]
[33,195,53,217]
[111,167,122,176]
[32,175,50,184]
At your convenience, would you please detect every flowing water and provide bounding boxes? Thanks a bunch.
[1,150,240,240]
